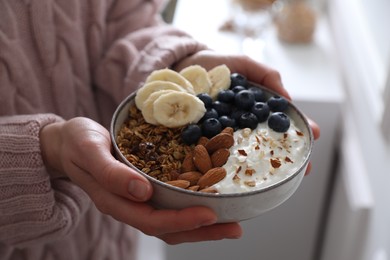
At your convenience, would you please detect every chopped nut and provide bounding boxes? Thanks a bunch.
[270,158,282,169]
[245,168,255,176]
[238,149,248,156]
[244,180,256,187]
[242,128,252,137]
[233,174,241,183]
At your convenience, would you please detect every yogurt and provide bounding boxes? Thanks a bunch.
[213,120,308,193]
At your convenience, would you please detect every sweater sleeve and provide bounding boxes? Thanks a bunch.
[0,114,91,247]
[92,0,208,111]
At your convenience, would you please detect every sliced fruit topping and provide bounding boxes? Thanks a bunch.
[180,65,212,94]
[153,91,206,128]
[145,68,195,94]
[135,80,187,110]
[208,64,231,99]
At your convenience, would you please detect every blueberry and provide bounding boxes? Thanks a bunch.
[248,86,266,102]
[197,93,213,109]
[181,124,202,145]
[267,95,289,112]
[201,118,222,138]
[231,109,246,122]
[231,85,247,93]
[268,112,290,133]
[230,73,248,88]
[234,90,255,110]
[219,115,236,128]
[238,112,258,130]
[251,102,270,123]
[200,108,219,122]
[217,89,235,103]
[212,100,232,116]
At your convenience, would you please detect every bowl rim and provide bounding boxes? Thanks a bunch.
[110,83,314,198]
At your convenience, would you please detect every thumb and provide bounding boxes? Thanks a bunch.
[95,156,154,202]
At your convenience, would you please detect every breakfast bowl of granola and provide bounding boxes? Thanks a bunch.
[110,64,313,223]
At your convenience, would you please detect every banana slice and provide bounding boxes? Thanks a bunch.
[142,89,177,125]
[135,80,187,110]
[145,68,195,94]
[208,64,232,99]
[179,65,212,95]
[153,91,206,128]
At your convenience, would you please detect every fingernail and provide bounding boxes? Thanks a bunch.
[200,218,217,227]
[128,180,149,200]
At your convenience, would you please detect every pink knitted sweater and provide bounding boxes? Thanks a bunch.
[0,0,206,259]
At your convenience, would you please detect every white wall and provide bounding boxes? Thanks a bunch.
[323,0,390,259]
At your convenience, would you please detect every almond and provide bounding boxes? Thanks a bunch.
[165,180,190,189]
[205,133,235,154]
[187,185,200,191]
[181,152,197,173]
[197,167,227,189]
[178,171,203,186]
[193,145,213,173]
[221,127,234,136]
[210,148,230,167]
[197,136,209,146]
[199,187,219,193]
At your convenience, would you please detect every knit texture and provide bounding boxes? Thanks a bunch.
[0,0,207,259]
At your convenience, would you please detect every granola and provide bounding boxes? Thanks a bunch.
[116,104,191,182]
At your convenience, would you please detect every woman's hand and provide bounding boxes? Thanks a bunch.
[174,50,290,99]
[40,117,242,244]
[174,50,320,174]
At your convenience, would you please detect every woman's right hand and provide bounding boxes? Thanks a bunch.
[39,117,242,244]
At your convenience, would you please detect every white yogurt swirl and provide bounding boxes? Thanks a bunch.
[213,120,308,193]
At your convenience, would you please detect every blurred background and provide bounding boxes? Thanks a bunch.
[139,0,390,259]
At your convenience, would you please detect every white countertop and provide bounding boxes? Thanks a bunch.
[173,0,344,103]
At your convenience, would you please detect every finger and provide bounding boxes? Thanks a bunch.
[307,117,320,140]
[158,222,242,245]
[93,154,153,202]
[118,201,219,236]
[70,165,220,235]
[237,59,291,100]
[305,162,312,176]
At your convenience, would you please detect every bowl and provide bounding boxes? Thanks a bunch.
[110,86,313,223]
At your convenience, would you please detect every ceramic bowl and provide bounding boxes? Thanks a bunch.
[110,86,313,223]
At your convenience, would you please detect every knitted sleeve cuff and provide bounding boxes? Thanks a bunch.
[0,114,90,246]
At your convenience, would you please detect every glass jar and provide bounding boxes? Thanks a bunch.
[274,0,317,44]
